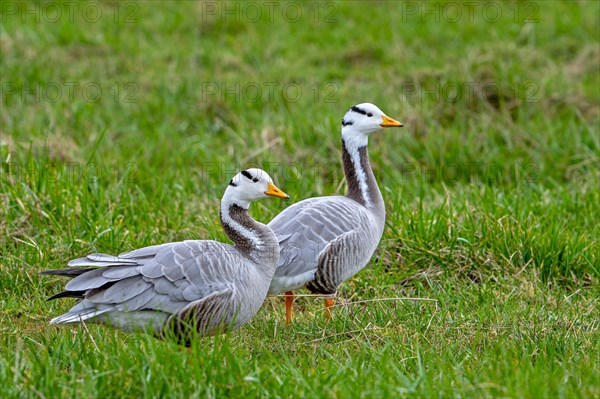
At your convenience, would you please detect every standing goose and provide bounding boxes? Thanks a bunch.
[268,103,402,323]
[42,169,288,342]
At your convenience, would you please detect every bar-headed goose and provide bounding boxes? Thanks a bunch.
[42,169,288,343]
[268,103,402,323]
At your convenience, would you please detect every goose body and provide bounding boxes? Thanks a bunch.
[42,169,288,341]
[267,103,403,322]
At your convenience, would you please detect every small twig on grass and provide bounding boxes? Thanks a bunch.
[272,294,438,305]
[332,297,438,308]
[299,297,439,345]
[25,337,44,348]
[305,326,385,344]
[30,385,46,399]
[272,293,336,298]
[565,288,581,300]
[80,319,100,353]
[240,137,283,164]
[425,300,439,332]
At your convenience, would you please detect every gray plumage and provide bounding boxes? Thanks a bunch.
[268,103,402,298]
[42,169,288,343]
[268,196,383,295]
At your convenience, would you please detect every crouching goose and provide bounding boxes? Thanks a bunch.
[42,169,288,343]
[267,103,402,324]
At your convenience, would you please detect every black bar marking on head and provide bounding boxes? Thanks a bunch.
[229,179,237,187]
[342,119,353,127]
[351,106,367,115]
[241,170,253,180]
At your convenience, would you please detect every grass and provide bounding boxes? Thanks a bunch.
[1,0,599,397]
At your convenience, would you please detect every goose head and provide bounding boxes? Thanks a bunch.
[341,103,403,146]
[223,168,289,209]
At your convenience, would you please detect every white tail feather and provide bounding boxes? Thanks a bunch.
[50,307,112,324]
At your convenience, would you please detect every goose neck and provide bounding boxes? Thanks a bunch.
[219,200,279,268]
[341,133,384,212]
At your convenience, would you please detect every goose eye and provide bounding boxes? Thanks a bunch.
[367,113,373,117]
[252,178,259,183]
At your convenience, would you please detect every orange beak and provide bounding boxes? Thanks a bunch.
[264,182,289,199]
[380,115,403,127]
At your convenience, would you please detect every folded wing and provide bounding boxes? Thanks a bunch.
[43,240,241,333]
[268,196,371,292]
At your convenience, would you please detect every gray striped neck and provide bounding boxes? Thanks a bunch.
[341,138,384,213]
[219,203,279,266]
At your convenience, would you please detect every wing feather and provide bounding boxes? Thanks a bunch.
[140,260,164,279]
[150,277,178,295]
[66,268,118,291]
[144,293,185,314]
[45,240,249,334]
[118,243,177,259]
[87,253,139,263]
[269,197,368,276]
[116,287,155,311]
[102,266,142,279]
[86,276,152,304]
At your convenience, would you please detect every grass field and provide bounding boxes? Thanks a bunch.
[1,1,599,397]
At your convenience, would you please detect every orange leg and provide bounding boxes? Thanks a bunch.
[324,298,335,321]
[285,291,295,325]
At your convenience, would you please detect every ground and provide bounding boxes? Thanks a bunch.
[0,1,599,397]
